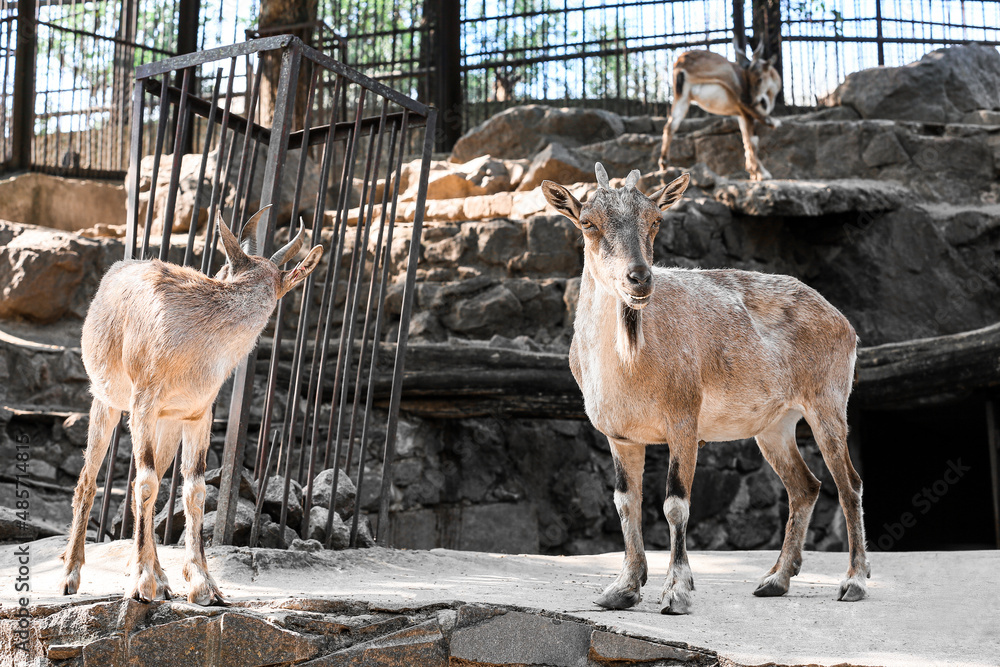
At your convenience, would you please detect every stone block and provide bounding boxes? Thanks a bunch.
[218,612,320,666]
[303,619,447,667]
[450,611,592,666]
[589,630,705,663]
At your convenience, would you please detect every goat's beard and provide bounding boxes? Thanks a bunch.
[616,300,644,367]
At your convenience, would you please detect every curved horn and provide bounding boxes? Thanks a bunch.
[752,39,764,61]
[595,162,611,190]
[270,220,306,266]
[239,205,272,256]
[624,169,641,188]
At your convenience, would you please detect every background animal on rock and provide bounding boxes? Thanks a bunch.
[658,39,782,180]
[540,163,870,614]
[60,206,324,605]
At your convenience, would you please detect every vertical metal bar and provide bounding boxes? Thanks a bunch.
[230,59,263,231]
[11,0,35,170]
[118,453,136,540]
[96,419,124,542]
[252,71,321,490]
[140,77,172,259]
[376,108,436,545]
[201,57,238,275]
[249,431,280,547]
[216,41,302,546]
[184,67,223,268]
[875,0,885,66]
[349,115,401,547]
[161,450,181,545]
[159,67,194,261]
[124,81,145,261]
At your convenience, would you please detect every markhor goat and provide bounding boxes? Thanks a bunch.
[542,164,869,614]
[61,207,323,604]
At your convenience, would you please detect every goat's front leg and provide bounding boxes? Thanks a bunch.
[737,113,771,181]
[181,412,225,605]
[596,439,647,610]
[660,437,698,615]
[61,399,121,595]
[126,400,164,602]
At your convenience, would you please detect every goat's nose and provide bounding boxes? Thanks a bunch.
[627,264,651,288]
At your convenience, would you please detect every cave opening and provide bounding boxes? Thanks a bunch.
[858,397,999,551]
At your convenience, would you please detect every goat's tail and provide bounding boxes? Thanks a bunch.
[674,69,685,99]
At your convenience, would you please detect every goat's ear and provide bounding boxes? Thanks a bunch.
[216,212,247,267]
[767,54,778,67]
[540,180,583,225]
[278,245,324,298]
[648,173,690,211]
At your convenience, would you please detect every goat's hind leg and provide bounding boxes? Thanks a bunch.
[181,412,225,606]
[753,411,821,597]
[658,77,690,171]
[61,399,121,595]
[596,440,647,610]
[148,419,184,600]
[125,397,164,602]
[805,402,871,601]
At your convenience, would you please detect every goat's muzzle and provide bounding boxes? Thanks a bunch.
[620,263,653,310]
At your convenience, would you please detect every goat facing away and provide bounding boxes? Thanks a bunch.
[541,164,870,614]
[61,206,323,604]
[658,40,782,180]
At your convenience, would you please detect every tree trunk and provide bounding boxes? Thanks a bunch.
[751,0,782,105]
[258,0,318,128]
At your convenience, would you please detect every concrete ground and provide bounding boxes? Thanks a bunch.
[2,537,998,667]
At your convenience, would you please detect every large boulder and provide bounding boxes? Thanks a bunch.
[0,222,109,322]
[516,143,595,191]
[827,43,1000,123]
[399,154,522,201]
[451,105,625,162]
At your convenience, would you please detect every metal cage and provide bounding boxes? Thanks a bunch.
[93,35,436,550]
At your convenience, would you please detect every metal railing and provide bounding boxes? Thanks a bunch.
[92,35,435,548]
[2,1,999,174]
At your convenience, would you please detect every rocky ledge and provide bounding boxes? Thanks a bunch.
[3,597,715,667]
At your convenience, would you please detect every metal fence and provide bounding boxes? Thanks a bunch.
[2,1,1000,175]
[92,35,435,548]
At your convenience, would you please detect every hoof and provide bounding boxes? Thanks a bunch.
[659,587,693,615]
[127,570,158,603]
[61,571,80,596]
[753,572,789,598]
[188,576,227,606]
[838,576,868,602]
[595,585,641,610]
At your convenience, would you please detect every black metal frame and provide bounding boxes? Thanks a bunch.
[95,35,435,548]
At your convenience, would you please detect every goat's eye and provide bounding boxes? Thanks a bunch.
[579,219,596,231]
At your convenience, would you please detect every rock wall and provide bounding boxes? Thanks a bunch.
[2,45,999,557]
